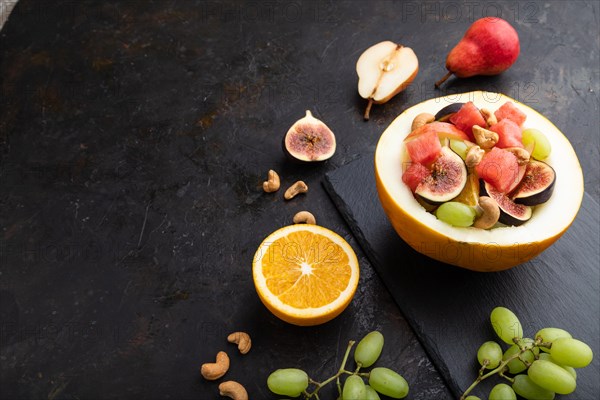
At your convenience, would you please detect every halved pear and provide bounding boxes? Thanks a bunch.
[356,41,419,120]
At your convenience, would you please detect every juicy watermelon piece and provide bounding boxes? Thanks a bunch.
[489,119,523,148]
[494,101,527,127]
[476,147,521,193]
[405,121,469,142]
[405,130,442,166]
[402,162,430,192]
[449,102,486,140]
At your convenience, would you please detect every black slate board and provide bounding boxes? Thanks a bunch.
[323,155,600,399]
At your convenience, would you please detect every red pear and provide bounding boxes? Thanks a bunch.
[435,17,520,88]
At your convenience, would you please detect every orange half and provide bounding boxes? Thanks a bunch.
[252,224,360,326]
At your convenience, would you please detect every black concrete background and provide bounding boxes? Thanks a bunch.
[1,1,598,399]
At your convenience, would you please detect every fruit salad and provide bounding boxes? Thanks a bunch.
[402,101,555,229]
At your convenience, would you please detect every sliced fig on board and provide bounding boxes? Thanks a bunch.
[482,181,532,226]
[434,102,465,122]
[415,146,467,204]
[283,110,336,162]
[511,160,556,206]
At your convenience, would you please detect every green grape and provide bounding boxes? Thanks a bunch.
[522,128,551,160]
[503,344,535,374]
[488,383,516,400]
[538,353,577,379]
[528,360,576,395]
[364,385,381,400]
[435,201,476,227]
[535,327,571,353]
[464,396,481,400]
[550,337,593,368]
[355,331,384,368]
[368,367,409,399]
[477,341,503,369]
[450,139,469,160]
[512,374,555,400]
[342,375,366,400]
[267,368,309,397]
[490,307,523,345]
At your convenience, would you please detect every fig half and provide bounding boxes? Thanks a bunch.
[511,160,556,206]
[283,110,336,162]
[482,181,532,226]
[415,146,467,204]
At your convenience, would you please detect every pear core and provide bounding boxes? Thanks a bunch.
[356,41,419,120]
[357,41,418,103]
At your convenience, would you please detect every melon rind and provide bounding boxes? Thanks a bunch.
[374,91,584,271]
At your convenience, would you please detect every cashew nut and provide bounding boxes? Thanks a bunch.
[227,332,252,354]
[218,381,248,400]
[504,147,530,166]
[201,351,230,380]
[473,196,500,229]
[411,113,435,131]
[262,169,280,193]
[480,108,498,127]
[472,125,499,149]
[284,181,308,200]
[465,145,485,168]
[293,211,316,225]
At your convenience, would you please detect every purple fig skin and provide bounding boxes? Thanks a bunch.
[446,17,520,78]
[434,102,465,121]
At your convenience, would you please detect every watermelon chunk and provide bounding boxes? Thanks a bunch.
[405,130,442,166]
[402,162,430,192]
[476,147,521,193]
[449,102,486,140]
[494,101,527,127]
[489,119,523,148]
[405,121,470,142]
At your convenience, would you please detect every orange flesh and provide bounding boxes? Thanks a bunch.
[261,231,351,309]
[453,171,480,206]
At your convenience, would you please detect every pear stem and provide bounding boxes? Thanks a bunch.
[364,98,374,120]
[435,71,453,89]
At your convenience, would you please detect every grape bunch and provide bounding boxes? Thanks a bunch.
[267,331,409,399]
[461,307,594,400]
